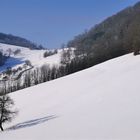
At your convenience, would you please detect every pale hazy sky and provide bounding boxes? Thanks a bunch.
[0,0,139,48]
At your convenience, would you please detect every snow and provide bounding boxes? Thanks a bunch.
[0,43,61,72]
[0,53,140,139]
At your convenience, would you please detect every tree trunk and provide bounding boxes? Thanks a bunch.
[0,124,4,131]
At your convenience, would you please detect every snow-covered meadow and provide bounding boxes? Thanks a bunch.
[0,43,61,72]
[0,53,140,140]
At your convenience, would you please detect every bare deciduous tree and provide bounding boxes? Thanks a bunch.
[0,95,17,131]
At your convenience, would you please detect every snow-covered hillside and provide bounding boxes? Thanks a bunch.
[0,43,61,72]
[1,53,140,140]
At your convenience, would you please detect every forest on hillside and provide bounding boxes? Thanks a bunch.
[61,2,140,72]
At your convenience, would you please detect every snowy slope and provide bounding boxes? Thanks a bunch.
[1,53,140,140]
[0,43,61,72]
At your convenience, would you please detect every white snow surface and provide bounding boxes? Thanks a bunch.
[1,53,140,140]
[0,43,61,72]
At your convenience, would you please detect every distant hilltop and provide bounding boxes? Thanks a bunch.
[0,33,44,50]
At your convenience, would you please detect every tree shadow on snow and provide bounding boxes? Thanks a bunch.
[7,115,57,131]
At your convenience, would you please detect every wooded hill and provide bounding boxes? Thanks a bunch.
[0,33,44,50]
[64,2,140,69]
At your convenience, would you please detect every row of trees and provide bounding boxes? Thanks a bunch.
[43,49,58,58]
[0,55,87,95]
[0,64,65,95]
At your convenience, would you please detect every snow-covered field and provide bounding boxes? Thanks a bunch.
[0,53,140,139]
[0,43,61,72]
